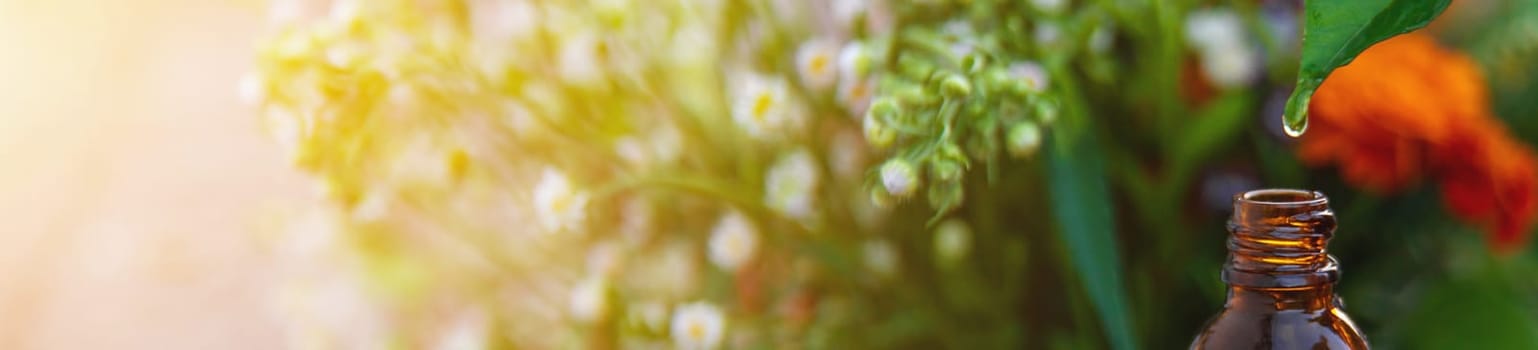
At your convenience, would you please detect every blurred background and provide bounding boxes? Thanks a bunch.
[0,1,298,348]
[1,0,1537,349]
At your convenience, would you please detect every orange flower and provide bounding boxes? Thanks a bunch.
[1299,33,1538,252]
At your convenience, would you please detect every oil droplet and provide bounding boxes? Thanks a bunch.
[1280,85,1315,138]
[1283,116,1307,138]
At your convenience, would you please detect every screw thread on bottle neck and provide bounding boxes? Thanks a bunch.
[1223,189,1340,289]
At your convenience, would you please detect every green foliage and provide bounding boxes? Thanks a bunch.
[1047,128,1137,350]
[1281,0,1451,136]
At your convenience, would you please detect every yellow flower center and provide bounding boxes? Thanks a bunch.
[688,321,705,340]
[809,54,830,76]
[752,93,774,122]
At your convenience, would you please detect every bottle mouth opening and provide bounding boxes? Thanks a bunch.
[1235,189,1327,207]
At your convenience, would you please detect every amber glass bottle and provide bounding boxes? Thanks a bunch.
[1189,189,1368,349]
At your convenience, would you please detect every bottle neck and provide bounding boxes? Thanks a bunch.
[1226,285,1338,312]
[1222,189,1340,289]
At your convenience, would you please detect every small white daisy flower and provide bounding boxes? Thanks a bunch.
[708,210,760,272]
[731,73,799,138]
[671,302,726,350]
[863,239,900,279]
[880,159,920,198]
[568,276,609,324]
[934,219,973,266]
[765,150,821,221]
[533,168,590,234]
[795,38,841,91]
[1008,61,1050,93]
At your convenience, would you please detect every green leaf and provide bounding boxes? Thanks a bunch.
[1046,130,1138,350]
[1280,0,1451,136]
[1169,92,1256,182]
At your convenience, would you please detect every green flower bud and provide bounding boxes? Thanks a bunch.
[962,52,988,74]
[926,179,964,212]
[1007,121,1042,158]
[867,97,900,122]
[931,158,963,183]
[897,54,937,81]
[1035,100,1059,125]
[863,115,897,149]
[893,84,938,109]
[940,74,972,99]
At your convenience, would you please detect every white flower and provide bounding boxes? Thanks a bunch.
[1185,9,1245,51]
[838,77,875,120]
[795,38,841,91]
[1007,122,1043,158]
[764,150,820,221]
[880,159,919,198]
[863,239,899,279]
[708,210,760,271]
[671,302,726,350]
[1200,43,1259,88]
[1008,61,1050,93]
[557,31,608,88]
[731,73,799,138]
[1185,9,1258,88]
[934,219,973,266]
[568,276,609,324]
[533,168,590,233]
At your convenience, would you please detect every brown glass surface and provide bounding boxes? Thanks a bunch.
[1189,189,1369,350]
